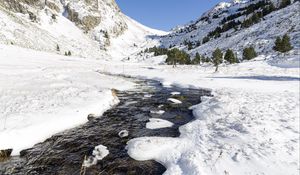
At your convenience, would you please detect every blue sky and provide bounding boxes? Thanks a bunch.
[115,0,228,31]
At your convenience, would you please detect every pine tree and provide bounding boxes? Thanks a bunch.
[273,36,283,52]
[212,48,223,72]
[280,34,293,52]
[243,46,257,60]
[166,48,179,67]
[224,49,237,64]
[56,44,60,52]
[104,31,109,39]
[68,51,71,56]
[280,0,291,8]
[187,41,193,50]
[273,34,293,53]
[202,36,210,44]
[192,52,201,65]
[166,48,191,66]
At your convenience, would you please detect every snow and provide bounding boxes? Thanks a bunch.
[0,4,106,59]
[92,145,109,160]
[106,15,166,60]
[168,98,182,104]
[150,110,165,115]
[0,45,134,155]
[83,145,109,167]
[171,92,181,95]
[146,118,174,130]
[112,55,300,175]
[0,0,299,174]
[0,0,166,61]
[159,2,300,60]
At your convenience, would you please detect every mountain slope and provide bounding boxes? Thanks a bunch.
[0,0,165,59]
[159,0,300,59]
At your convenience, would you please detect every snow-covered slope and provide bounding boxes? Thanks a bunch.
[159,0,300,59]
[0,0,165,60]
[107,15,166,60]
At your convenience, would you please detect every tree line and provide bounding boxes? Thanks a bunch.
[145,33,293,68]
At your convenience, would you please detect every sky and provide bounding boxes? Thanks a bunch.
[115,0,228,31]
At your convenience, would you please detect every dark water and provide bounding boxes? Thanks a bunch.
[0,78,210,175]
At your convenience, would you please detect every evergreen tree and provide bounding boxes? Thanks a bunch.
[187,41,193,50]
[52,14,57,20]
[104,31,109,39]
[281,34,293,52]
[224,49,237,64]
[273,36,283,52]
[68,51,71,56]
[280,0,291,8]
[56,44,60,52]
[212,48,223,72]
[202,36,210,44]
[192,52,201,65]
[273,34,293,53]
[166,48,191,66]
[243,46,257,60]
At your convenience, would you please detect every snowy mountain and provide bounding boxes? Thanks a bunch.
[0,0,165,59]
[0,1,299,174]
[158,0,300,59]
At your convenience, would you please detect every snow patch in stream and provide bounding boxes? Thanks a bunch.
[150,110,165,115]
[171,92,181,95]
[146,118,174,129]
[168,98,182,104]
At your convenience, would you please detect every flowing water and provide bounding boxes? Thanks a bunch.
[0,77,211,175]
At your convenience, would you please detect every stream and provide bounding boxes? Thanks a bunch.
[0,77,211,175]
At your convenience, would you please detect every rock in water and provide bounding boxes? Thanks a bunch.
[83,145,109,167]
[0,149,13,160]
[118,130,129,138]
[87,113,97,121]
[111,89,118,98]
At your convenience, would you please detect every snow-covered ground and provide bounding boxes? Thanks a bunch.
[0,44,134,155]
[103,56,299,174]
[0,44,299,174]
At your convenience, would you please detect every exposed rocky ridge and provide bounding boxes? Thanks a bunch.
[0,0,43,13]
